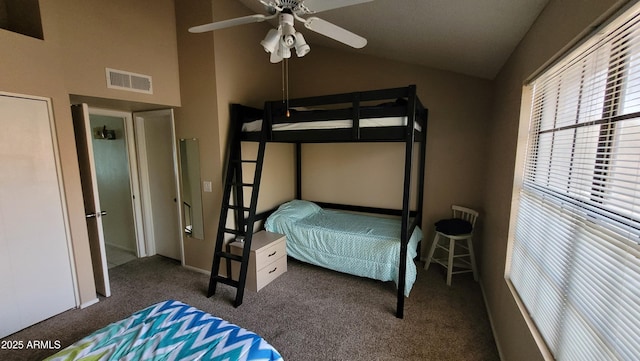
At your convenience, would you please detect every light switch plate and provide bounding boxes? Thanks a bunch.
[203,181,212,192]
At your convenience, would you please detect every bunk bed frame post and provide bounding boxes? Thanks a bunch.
[417,108,427,224]
[352,93,360,139]
[296,142,302,199]
[396,84,418,319]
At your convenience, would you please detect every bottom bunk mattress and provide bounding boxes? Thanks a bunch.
[265,200,422,296]
[44,300,283,361]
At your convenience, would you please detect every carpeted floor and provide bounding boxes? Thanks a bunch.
[1,255,500,361]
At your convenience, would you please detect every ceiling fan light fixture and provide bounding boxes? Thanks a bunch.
[294,32,310,57]
[279,13,295,29]
[270,50,283,63]
[277,40,292,59]
[282,22,296,37]
[190,0,370,64]
[282,34,296,48]
[260,28,281,53]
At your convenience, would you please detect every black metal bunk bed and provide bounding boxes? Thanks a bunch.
[208,85,427,319]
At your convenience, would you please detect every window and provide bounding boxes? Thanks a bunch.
[508,4,640,360]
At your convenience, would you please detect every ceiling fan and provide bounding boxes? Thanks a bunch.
[189,0,372,63]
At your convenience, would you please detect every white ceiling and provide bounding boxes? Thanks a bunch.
[236,0,550,79]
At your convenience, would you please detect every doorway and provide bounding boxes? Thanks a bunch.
[133,109,183,261]
[72,105,182,297]
[88,109,144,269]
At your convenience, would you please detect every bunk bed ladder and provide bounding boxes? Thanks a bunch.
[207,113,268,307]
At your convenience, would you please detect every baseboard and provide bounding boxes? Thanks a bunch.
[104,242,136,254]
[105,242,136,253]
[479,279,505,361]
[183,264,210,276]
[79,297,99,309]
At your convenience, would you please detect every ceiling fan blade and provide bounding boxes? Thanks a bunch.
[188,14,271,33]
[303,17,367,48]
[301,0,373,13]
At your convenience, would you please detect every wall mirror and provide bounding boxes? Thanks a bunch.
[179,139,204,239]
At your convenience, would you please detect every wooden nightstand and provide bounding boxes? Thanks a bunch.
[230,230,287,292]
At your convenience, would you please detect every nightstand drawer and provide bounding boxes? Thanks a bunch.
[254,237,286,269]
[229,230,287,292]
[255,254,287,292]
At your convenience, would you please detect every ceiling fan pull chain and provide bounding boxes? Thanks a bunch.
[286,58,290,117]
[281,58,290,117]
[281,59,285,106]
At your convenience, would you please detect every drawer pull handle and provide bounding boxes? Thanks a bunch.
[268,251,277,257]
[268,267,277,274]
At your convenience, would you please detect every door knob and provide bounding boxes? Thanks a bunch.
[85,210,108,218]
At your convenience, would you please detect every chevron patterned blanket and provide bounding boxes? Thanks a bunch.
[44,300,283,361]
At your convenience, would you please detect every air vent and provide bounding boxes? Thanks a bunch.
[105,68,153,94]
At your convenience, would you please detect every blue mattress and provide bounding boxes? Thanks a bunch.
[44,300,283,361]
[265,200,422,296]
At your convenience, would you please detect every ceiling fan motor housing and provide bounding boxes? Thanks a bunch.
[270,0,309,15]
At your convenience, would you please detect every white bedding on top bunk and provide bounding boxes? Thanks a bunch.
[241,116,422,132]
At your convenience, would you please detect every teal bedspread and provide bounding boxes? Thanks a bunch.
[44,300,283,361]
[265,200,422,296]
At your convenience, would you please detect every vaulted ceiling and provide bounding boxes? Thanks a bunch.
[236,0,550,79]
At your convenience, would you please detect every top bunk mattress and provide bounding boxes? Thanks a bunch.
[241,116,422,132]
[234,86,427,142]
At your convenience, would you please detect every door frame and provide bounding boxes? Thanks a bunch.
[43,94,81,307]
[88,107,147,258]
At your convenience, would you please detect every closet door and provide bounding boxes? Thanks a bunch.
[0,94,76,338]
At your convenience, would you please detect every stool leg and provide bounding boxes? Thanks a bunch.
[446,238,455,286]
[424,233,440,271]
[467,237,479,281]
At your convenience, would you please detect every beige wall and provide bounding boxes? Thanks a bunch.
[483,0,629,359]
[52,0,181,106]
[174,0,220,272]
[301,142,422,210]
[0,0,180,306]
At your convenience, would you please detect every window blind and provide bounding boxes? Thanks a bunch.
[509,3,640,360]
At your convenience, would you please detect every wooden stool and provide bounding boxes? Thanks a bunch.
[424,205,479,286]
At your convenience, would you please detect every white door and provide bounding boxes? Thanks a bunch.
[71,104,110,297]
[134,110,182,261]
[0,93,76,338]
